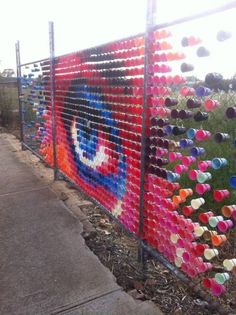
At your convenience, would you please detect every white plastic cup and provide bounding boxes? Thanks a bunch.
[223,258,236,271]
[191,197,205,209]
[204,248,219,260]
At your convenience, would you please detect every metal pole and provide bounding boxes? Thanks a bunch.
[49,21,58,180]
[138,0,156,263]
[15,41,25,150]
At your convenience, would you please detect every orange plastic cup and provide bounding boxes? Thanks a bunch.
[211,234,227,246]
[173,195,186,205]
[179,188,193,199]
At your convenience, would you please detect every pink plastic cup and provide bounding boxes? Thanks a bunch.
[232,210,236,221]
[189,170,201,181]
[156,147,168,157]
[211,281,226,296]
[199,211,214,224]
[204,99,220,112]
[198,160,212,172]
[169,151,182,162]
[213,190,230,202]
[175,164,188,174]
[217,219,234,233]
[182,156,196,166]
[195,130,211,141]
[198,262,213,273]
[196,183,211,195]
[180,86,195,97]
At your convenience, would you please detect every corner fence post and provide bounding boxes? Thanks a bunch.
[15,41,25,150]
[49,21,58,180]
[138,0,156,263]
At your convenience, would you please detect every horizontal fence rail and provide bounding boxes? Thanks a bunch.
[16,1,236,313]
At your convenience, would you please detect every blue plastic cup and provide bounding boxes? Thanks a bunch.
[180,139,194,149]
[196,86,212,97]
[187,128,197,139]
[229,176,236,188]
[167,171,180,182]
[190,147,206,157]
[164,125,175,135]
[212,158,228,170]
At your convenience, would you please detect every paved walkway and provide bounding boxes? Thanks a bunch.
[0,134,162,315]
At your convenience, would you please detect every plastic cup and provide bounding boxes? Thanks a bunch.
[199,211,214,223]
[179,110,193,119]
[195,130,211,142]
[175,164,188,174]
[226,107,236,119]
[211,234,227,246]
[186,98,201,109]
[203,230,217,241]
[195,243,209,256]
[174,256,183,267]
[196,183,211,195]
[198,160,212,172]
[209,216,224,228]
[170,233,180,244]
[202,278,214,289]
[156,118,169,127]
[213,190,230,202]
[214,133,230,143]
[179,188,193,198]
[197,46,210,57]
[204,248,219,260]
[221,205,236,217]
[169,152,182,162]
[180,86,195,97]
[215,273,230,284]
[189,169,201,181]
[211,281,226,296]
[164,125,175,135]
[186,128,197,139]
[182,205,195,216]
[217,30,232,41]
[229,176,236,188]
[194,225,208,237]
[196,86,211,97]
[171,109,179,119]
[191,197,205,209]
[204,99,220,111]
[181,156,196,167]
[197,172,212,184]
[165,97,178,107]
[223,258,236,271]
[176,248,185,258]
[212,158,228,170]
[172,126,186,136]
[190,147,205,157]
[182,251,191,262]
[193,111,208,122]
[181,63,194,73]
[180,139,194,149]
[217,220,233,233]
[173,195,186,205]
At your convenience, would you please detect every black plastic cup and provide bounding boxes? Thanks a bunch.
[165,97,178,107]
[172,126,187,136]
[226,107,236,119]
[171,109,179,119]
[156,118,169,127]
[181,63,194,73]
[214,133,230,143]
[186,98,202,109]
[179,109,193,119]
[194,111,209,122]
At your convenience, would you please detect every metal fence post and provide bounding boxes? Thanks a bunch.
[138,0,156,263]
[49,21,58,180]
[15,41,25,150]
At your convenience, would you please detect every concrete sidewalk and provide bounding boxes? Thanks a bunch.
[0,134,162,315]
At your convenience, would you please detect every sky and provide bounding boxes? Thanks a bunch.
[0,0,235,72]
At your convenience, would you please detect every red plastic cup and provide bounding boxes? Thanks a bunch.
[217,219,234,233]
[195,243,209,256]
[199,211,214,223]
[195,130,211,141]
[189,170,201,181]
[198,160,212,172]
[196,183,211,195]
[202,278,214,289]
[182,205,195,216]
[182,156,196,166]
[213,190,230,202]
[204,99,220,112]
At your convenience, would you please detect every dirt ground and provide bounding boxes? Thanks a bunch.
[3,132,236,315]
